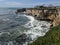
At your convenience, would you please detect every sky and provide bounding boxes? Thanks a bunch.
[0,0,60,8]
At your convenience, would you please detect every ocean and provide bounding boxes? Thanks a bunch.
[0,8,50,45]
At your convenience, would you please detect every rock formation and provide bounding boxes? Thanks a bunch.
[15,6,60,27]
[51,9,60,27]
[26,7,60,27]
[16,8,26,14]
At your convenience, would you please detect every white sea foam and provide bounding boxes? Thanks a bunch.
[14,14,50,45]
[23,15,50,41]
[2,18,10,21]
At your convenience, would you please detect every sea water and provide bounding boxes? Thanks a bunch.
[0,8,50,45]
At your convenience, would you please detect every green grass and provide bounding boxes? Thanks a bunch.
[28,25,60,45]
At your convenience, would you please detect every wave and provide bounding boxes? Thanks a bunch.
[18,14,51,45]
[24,15,50,38]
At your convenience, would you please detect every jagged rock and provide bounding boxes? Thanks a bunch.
[16,8,26,14]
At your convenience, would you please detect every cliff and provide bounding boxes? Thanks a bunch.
[51,9,60,27]
[26,7,60,27]
[16,6,60,27]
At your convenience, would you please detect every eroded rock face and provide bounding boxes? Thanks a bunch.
[26,8,60,27]
[51,12,60,27]
[48,9,60,27]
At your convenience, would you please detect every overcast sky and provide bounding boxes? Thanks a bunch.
[0,0,60,8]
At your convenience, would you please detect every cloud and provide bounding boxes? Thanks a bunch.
[0,0,60,7]
[5,2,21,6]
[0,2,22,7]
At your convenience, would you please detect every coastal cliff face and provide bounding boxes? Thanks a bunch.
[26,9,43,17]
[51,9,60,27]
[16,7,60,27]
[26,8,60,27]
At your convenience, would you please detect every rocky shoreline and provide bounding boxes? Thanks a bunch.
[16,6,60,27]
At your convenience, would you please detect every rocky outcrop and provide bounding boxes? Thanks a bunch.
[51,9,60,27]
[16,8,26,14]
[15,6,60,27]
[26,7,60,27]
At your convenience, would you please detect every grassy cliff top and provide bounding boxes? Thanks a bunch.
[28,25,60,45]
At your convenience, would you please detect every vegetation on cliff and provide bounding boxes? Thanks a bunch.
[28,24,60,45]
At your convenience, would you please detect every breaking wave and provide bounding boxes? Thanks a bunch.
[19,14,50,45]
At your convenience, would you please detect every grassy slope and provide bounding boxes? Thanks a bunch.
[28,25,60,45]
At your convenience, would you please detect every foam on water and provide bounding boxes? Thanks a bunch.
[2,18,10,21]
[23,15,50,41]
[17,14,50,45]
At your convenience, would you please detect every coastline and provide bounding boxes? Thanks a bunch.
[16,6,60,28]
[28,24,60,45]
[15,6,60,45]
